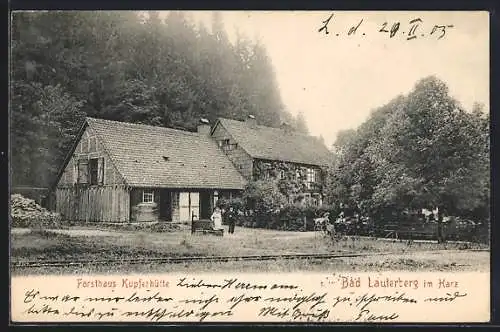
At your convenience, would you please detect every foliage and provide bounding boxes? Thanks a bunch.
[11,11,292,189]
[10,82,85,187]
[326,76,490,230]
[277,204,337,231]
[10,194,62,228]
[222,160,340,230]
[252,159,326,198]
[215,197,245,212]
[242,179,288,221]
[293,111,309,134]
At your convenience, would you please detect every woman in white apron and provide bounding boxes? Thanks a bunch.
[211,207,223,230]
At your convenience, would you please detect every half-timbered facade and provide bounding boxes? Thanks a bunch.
[211,116,333,206]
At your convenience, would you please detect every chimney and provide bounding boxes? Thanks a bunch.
[197,118,211,136]
[245,114,257,128]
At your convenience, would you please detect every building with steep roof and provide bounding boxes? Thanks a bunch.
[212,116,333,206]
[53,115,333,222]
[54,117,246,222]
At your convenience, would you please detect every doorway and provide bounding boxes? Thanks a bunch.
[159,189,172,221]
[200,191,212,219]
[179,192,200,221]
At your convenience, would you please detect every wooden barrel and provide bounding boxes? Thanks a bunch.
[133,202,158,222]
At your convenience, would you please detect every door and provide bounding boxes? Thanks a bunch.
[159,189,172,221]
[200,191,212,219]
[179,192,200,221]
[190,193,199,220]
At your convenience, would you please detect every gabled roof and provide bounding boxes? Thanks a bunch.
[86,117,246,189]
[215,118,333,167]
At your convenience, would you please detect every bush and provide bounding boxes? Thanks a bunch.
[149,222,181,233]
[10,194,61,228]
[216,197,245,212]
[224,180,340,231]
[96,222,181,233]
[274,204,336,231]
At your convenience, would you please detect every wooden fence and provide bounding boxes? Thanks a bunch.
[56,185,130,222]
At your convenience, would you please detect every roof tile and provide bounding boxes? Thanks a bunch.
[86,117,246,189]
[217,118,333,166]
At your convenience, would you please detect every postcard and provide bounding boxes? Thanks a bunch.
[9,10,490,324]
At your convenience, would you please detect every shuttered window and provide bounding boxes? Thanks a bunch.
[77,159,89,184]
[76,158,105,185]
[97,157,104,184]
[89,159,98,185]
[82,157,104,185]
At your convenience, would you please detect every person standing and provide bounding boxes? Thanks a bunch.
[226,206,237,234]
[211,207,223,230]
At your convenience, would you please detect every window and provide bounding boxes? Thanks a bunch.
[142,190,154,203]
[77,159,89,184]
[307,168,316,183]
[89,159,98,184]
[303,193,311,205]
[312,193,323,207]
[221,139,237,152]
[260,162,271,179]
[88,158,104,185]
[278,170,285,180]
[306,168,316,189]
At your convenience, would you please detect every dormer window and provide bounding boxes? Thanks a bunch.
[218,139,230,148]
[219,139,236,152]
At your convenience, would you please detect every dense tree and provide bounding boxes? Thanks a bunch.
[10,82,85,187]
[327,76,490,240]
[294,111,309,134]
[10,11,289,188]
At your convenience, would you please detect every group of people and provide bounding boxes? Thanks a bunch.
[210,206,237,234]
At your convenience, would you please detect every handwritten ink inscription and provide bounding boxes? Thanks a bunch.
[318,13,454,41]
[10,273,481,323]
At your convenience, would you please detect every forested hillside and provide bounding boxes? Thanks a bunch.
[10,11,306,188]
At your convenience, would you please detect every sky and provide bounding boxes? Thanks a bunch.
[169,11,489,147]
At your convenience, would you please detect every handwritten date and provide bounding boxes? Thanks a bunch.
[318,13,454,40]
